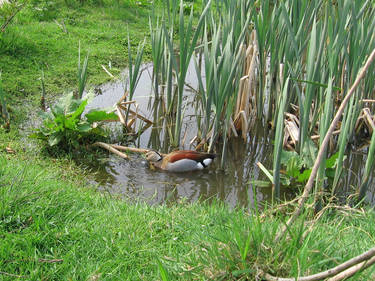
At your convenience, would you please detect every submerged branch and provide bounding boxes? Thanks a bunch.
[275,47,375,242]
[93,143,167,158]
[93,142,129,159]
[110,144,152,154]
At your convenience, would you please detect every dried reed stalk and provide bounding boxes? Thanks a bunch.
[363,108,375,133]
[101,65,114,78]
[116,105,126,125]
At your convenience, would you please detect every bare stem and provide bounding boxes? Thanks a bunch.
[263,247,375,281]
[1,4,24,32]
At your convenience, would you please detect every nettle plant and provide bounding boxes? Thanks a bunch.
[32,91,117,150]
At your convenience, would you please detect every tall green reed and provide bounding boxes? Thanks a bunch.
[127,34,145,100]
[316,78,334,194]
[145,0,375,199]
[194,1,252,153]
[77,43,89,99]
[273,78,289,200]
[149,9,164,99]
[163,0,212,146]
[358,126,375,201]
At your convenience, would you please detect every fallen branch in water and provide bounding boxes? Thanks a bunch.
[275,47,375,242]
[262,246,375,281]
[92,143,167,158]
[111,144,169,156]
[93,142,129,159]
[110,145,152,154]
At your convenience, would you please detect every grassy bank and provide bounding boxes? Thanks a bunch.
[0,0,153,103]
[2,0,375,279]
[1,154,375,280]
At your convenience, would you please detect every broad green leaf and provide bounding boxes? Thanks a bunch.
[51,103,65,117]
[70,99,88,120]
[326,152,339,169]
[286,156,303,178]
[85,110,118,123]
[65,98,84,115]
[280,175,291,186]
[64,117,78,130]
[301,138,317,168]
[48,133,62,146]
[280,150,299,165]
[77,122,92,132]
[29,132,44,139]
[298,169,311,183]
[83,90,95,105]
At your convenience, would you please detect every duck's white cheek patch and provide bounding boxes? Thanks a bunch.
[197,162,204,170]
[203,158,213,166]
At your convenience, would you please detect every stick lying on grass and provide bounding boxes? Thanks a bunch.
[263,246,375,281]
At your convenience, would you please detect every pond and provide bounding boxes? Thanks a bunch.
[83,63,375,207]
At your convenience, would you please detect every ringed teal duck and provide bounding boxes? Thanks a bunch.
[145,150,216,172]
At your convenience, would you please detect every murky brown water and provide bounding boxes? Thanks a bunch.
[82,64,375,207]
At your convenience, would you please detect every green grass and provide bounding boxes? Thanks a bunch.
[0,1,153,103]
[2,1,375,279]
[1,151,375,280]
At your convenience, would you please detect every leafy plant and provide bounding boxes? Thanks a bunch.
[31,91,118,150]
[258,141,340,188]
[281,149,339,185]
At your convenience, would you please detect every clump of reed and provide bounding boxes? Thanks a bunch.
[145,0,375,201]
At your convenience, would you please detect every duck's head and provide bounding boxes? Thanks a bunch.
[145,150,163,163]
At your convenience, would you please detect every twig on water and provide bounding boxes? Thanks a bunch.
[94,142,161,156]
[93,142,129,159]
[275,47,375,242]
[110,144,150,154]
